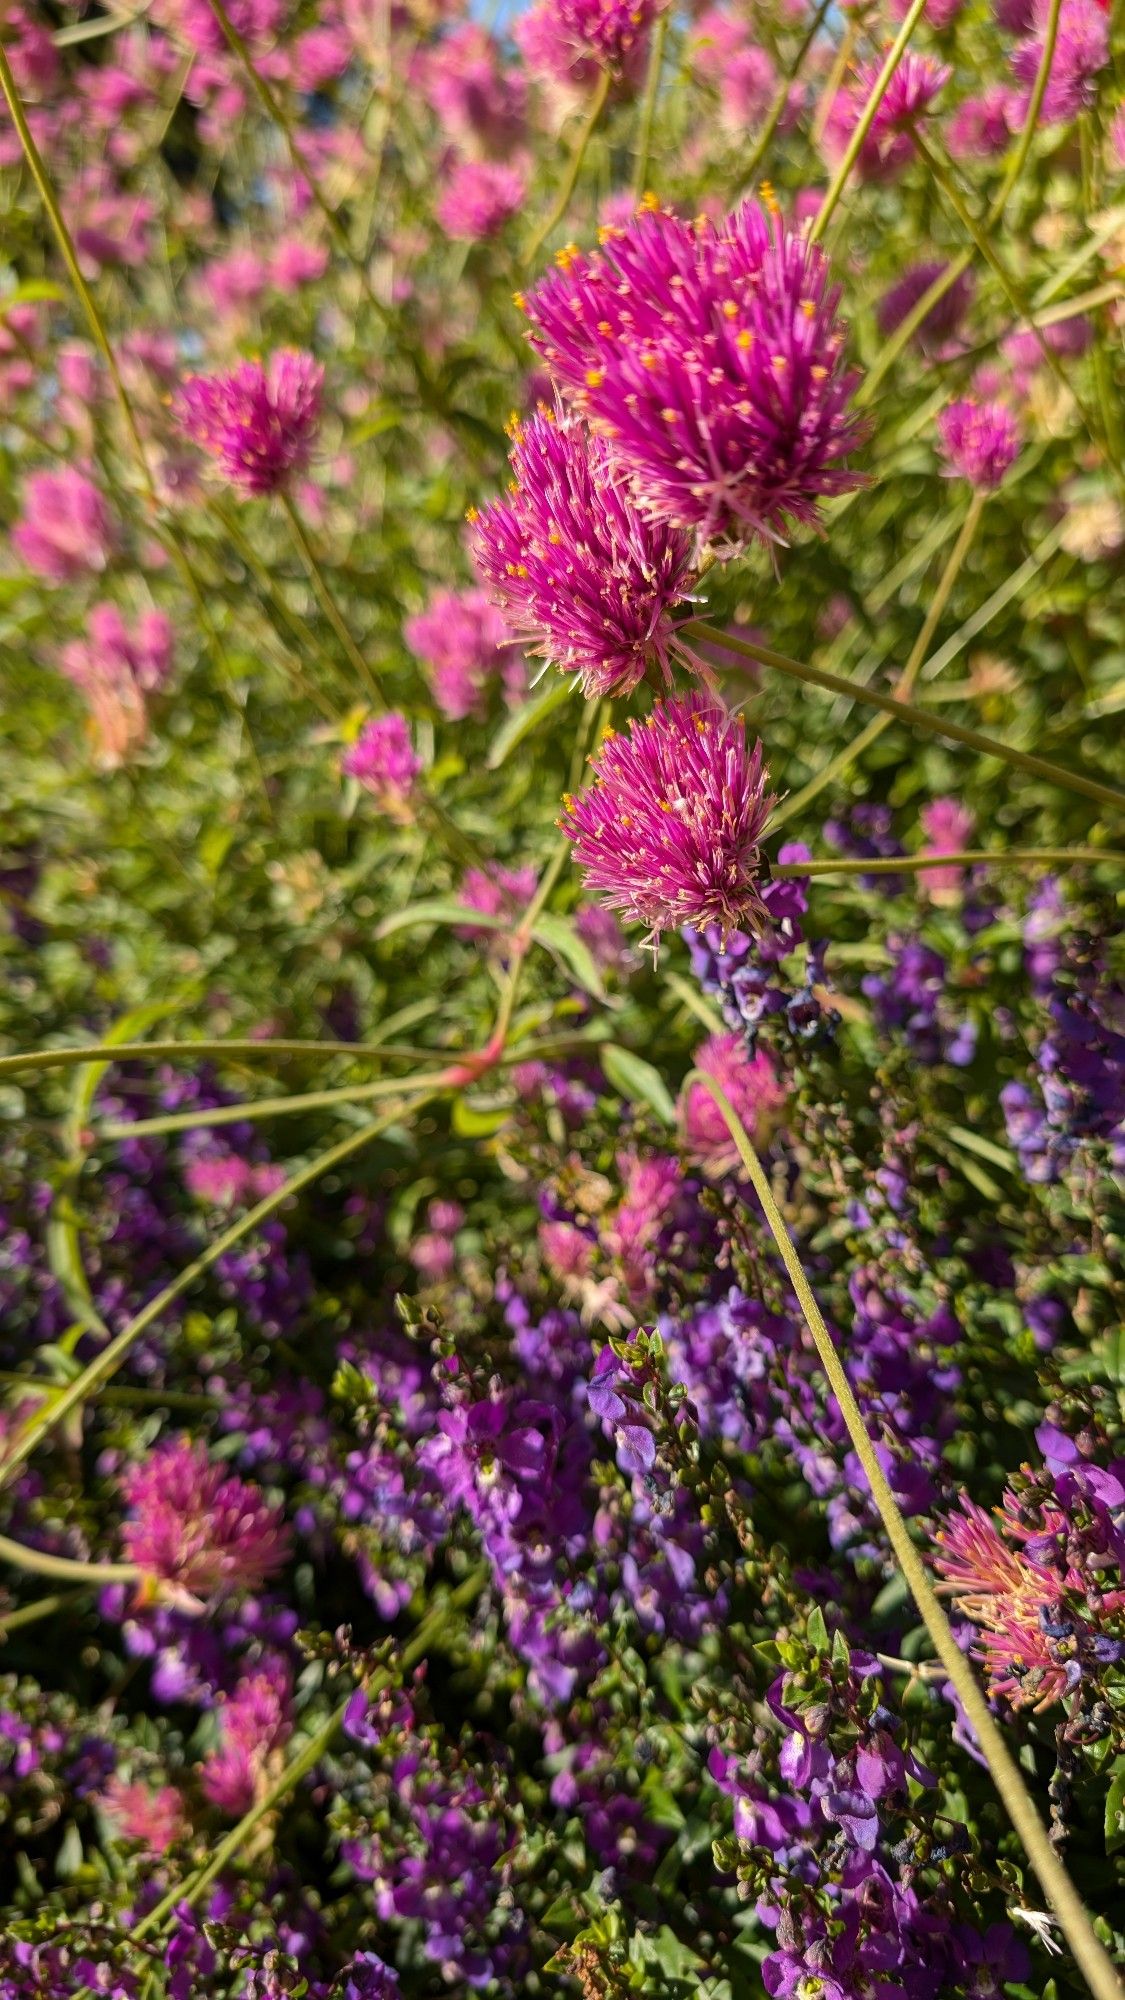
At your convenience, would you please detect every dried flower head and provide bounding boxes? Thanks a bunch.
[522,201,865,554]
[937,398,1020,488]
[176,349,323,494]
[119,1436,290,1604]
[470,408,696,698]
[560,692,775,946]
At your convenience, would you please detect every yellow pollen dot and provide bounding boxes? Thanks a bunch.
[736,330,753,350]
[555,241,580,270]
[661,407,679,422]
[759,180,780,215]
[465,506,480,523]
[800,299,816,318]
[810,364,828,381]
[516,564,529,577]
[722,300,739,319]
[641,352,659,370]
[585,368,605,388]
[549,531,562,544]
[513,291,527,313]
[597,319,614,335]
[772,354,788,370]
[640,190,661,211]
[562,794,576,812]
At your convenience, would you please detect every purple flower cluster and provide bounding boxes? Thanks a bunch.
[176,350,323,495]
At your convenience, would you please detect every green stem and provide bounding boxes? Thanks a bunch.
[684,1072,1125,2000]
[92,1068,455,1141]
[0,1371,218,1414]
[682,620,1125,814]
[279,492,385,707]
[771,491,985,829]
[772,847,1125,878]
[0,1588,90,1638]
[734,0,834,195]
[0,1037,426,1081]
[0,43,155,499]
[0,1532,139,1588]
[987,0,1063,227]
[808,0,930,244]
[632,14,667,202]
[524,68,612,272]
[0,1092,441,1493]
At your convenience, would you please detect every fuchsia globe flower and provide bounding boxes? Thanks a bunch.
[919,796,977,899]
[470,407,696,698]
[1011,0,1109,122]
[341,713,422,818]
[119,1436,290,1605]
[175,348,323,495]
[405,585,520,719]
[937,398,1021,488]
[822,53,950,182]
[13,467,115,582]
[681,1032,789,1174]
[436,158,527,241]
[560,692,776,947]
[522,200,865,554]
[515,0,667,88]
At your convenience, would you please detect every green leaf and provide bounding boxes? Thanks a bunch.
[944,1124,1017,1174]
[807,1605,829,1654]
[1105,1758,1125,1854]
[451,1097,510,1137]
[601,1045,677,1126]
[531,912,608,1001]
[0,281,65,317]
[486,675,577,769]
[374,899,506,942]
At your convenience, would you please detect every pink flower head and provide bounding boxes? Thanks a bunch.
[101,1776,187,1856]
[405,585,517,719]
[822,53,950,182]
[470,408,696,699]
[176,349,323,495]
[119,1437,290,1604]
[946,86,1020,158]
[918,795,976,899]
[421,25,526,153]
[937,398,1020,488]
[604,1150,686,1304]
[890,0,964,27]
[59,603,174,764]
[515,0,666,88]
[410,1198,465,1282]
[341,713,422,817]
[935,1498,1073,1710]
[457,863,538,940]
[199,1659,293,1814]
[681,1032,788,1173]
[1012,0,1108,123]
[560,693,775,947]
[12,467,115,582]
[182,1150,285,1207]
[522,200,865,554]
[436,156,527,240]
[690,12,776,130]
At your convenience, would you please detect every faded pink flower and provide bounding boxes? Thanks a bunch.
[918,796,976,899]
[1012,0,1108,123]
[421,24,526,153]
[176,349,323,495]
[561,693,775,947]
[102,1776,187,1855]
[604,1151,687,1306]
[680,1032,788,1173]
[200,1659,293,1814]
[821,53,950,182]
[405,586,519,719]
[436,156,527,240]
[937,397,1020,488]
[59,603,174,765]
[341,713,422,818]
[946,86,1019,159]
[457,864,538,941]
[515,0,666,89]
[13,467,115,582]
[119,1437,290,1603]
[182,1151,285,1208]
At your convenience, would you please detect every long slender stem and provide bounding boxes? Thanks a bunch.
[685,1073,1125,2000]
[0,42,155,499]
[279,492,385,707]
[0,1532,139,1588]
[0,1093,441,1493]
[986,0,1063,227]
[0,1588,91,1639]
[524,68,611,272]
[734,0,834,196]
[682,620,1125,813]
[0,1037,427,1080]
[632,14,667,202]
[808,0,929,244]
[772,847,1125,879]
[771,491,985,829]
[92,1068,455,1141]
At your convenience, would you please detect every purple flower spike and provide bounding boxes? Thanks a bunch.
[522,200,865,555]
[560,691,775,947]
[176,348,322,495]
[470,407,696,698]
